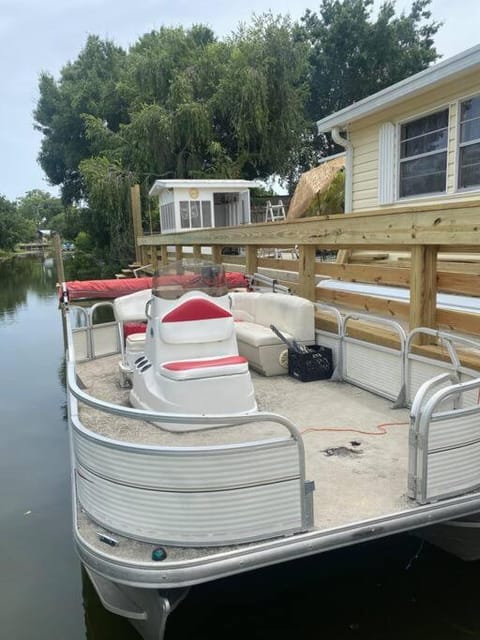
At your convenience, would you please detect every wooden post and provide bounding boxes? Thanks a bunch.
[160,245,168,265]
[130,184,142,264]
[175,245,183,262]
[245,246,258,275]
[299,244,316,301]
[52,232,65,284]
[151,245,159,273]
[212,245,223,264]
[193,245,202,260]
[409,245,438,341]
[52,232,68,349]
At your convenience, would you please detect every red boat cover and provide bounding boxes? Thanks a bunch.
[64,272,247,300]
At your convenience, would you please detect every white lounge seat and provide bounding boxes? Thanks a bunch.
[230,292,315,376]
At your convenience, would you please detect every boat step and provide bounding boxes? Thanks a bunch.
[115,273,127,279]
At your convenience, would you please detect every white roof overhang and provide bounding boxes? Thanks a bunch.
[149,179,258,197]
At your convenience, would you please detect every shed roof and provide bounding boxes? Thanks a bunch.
[149,179,258,197]
[316,44,480,133]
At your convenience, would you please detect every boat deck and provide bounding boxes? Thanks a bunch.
[75,354,413,562]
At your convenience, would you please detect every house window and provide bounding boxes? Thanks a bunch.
[399,109,449,198]
[458,96,480,189]
[179,201,213,229]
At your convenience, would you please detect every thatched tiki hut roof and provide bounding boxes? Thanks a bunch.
[287,154,345,220]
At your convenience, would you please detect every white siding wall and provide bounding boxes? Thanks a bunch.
[349,71,480,212]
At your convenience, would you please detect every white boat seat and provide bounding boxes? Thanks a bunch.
[160,355,249,381]
[159,298,234,344]
[235,322,295,347]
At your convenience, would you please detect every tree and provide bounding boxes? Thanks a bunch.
[34,36,128,203]
[0,195,33,251]
[33,6,441,260]
[212,14,310,179]
[16,189,64,225]
[300,0,441,122]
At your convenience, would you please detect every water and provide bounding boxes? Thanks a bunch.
[1,255,480,639]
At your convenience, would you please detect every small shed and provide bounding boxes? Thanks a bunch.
[149,179,258,233]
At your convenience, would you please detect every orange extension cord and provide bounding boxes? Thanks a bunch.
[301,421,409,437]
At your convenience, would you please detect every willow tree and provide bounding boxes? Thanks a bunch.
[212,14,310,179]
[79,157,137,263]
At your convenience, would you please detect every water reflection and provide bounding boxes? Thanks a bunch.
[0,255,57,323]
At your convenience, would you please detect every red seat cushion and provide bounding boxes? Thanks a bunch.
[162,298,232,323]
[123,321,147,338]
[163,355,247,371]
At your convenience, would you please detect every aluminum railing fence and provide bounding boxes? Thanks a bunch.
[315,306,480,409]
[409,377,480,504]
[70,302,120,361]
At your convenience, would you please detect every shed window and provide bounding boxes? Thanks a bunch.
[399,109,448,198]
[179,201,213,229]
[458,96,480,189]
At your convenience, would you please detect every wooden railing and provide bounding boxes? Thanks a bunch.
[136,199,480,338]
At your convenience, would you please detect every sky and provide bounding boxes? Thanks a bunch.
[0,0,479,202]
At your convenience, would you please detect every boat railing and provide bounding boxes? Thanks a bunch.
[314,302,343,378]
[341,313,407,402]
[65,315,314,546]
[405,328,480,406]
[70,302,119,361]
[409,376,480,504]
[246,272,291,294]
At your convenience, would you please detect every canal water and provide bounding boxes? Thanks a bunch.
[2,255,480,639]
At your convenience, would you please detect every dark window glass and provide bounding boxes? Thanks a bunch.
[461,96,480,123]
[459,142,480,188]
[399,154,447,198]
[460,118,480,143]
[399,109,448,198]
[180,201,190,228]
[401,110,448,141]
[400,129,448,158]
[458,96,480,189]
[202,201,212,227]
[190,201,201,228]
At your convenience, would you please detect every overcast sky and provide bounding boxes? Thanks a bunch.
[0,0,478,201]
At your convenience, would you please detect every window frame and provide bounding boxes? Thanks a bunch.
[456,92,480,192]
[396,106,450,201]
[179,200,214,230]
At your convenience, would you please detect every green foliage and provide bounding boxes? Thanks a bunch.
[74,231,93,251]
[33,3,441,262]
[301,0,441,121]
[34,35,128,203]
[78,157,136,263]
[16,189,64,225]
[0,195,35,250]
